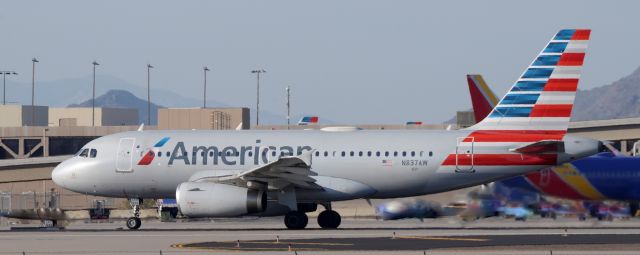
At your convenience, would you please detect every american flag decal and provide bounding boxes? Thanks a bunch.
[382,159,393,166]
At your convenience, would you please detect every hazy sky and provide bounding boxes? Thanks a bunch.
[2,1,640,124]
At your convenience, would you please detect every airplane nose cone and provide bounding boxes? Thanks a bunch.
[52,160,70,187]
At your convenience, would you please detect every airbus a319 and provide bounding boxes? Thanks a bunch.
[52,29,600,230]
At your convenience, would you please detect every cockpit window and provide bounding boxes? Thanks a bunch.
[78,148,89,158]
[90,149,97,158]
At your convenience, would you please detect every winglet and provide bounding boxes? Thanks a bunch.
[137,123,144,132]
[235,122,243,130]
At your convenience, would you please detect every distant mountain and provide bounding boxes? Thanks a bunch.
[69,90,163,125]
[6,74,226,109]
[5,74,312,126]
[572,66,640,121]
[446,66,640,124]
[67,89,335,126]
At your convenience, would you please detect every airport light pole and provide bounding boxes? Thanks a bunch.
[147,64,153,126]
[203,66,210,108]
[31,58,39,126]
[1,71,18,105]
[251,69,266,126]
[92,61,99,126]
[286,86,290,129]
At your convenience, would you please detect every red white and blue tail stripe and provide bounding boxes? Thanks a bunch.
[470,29,590,132]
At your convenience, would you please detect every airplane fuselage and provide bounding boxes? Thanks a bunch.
[52,129,595,202]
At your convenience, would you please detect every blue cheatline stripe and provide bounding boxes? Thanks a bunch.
[554,29,576,40]
[532,55,560,66]
[489,106,533,118]
[522,68,554,79]
[154,137,170,147]
[511,81,547,92]
[501,93,540,105]
[543,42,568,53]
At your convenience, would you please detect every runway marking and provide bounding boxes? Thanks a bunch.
[171,243,329,252]
[397,235,490,242]
[218,240,353,246]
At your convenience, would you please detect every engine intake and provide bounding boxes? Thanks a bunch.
[176,182,266,217]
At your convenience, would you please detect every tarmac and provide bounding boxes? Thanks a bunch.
[2,217,640,254]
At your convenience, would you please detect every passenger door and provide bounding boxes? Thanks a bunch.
[455,137,475,173]
[116,138,135,173]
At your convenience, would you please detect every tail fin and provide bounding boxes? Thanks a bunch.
[470,29,590,132]
[298,116,319,125]
[467,74,499,122]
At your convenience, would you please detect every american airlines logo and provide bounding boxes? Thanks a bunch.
[137,137,170,165]
[165,140,312,166]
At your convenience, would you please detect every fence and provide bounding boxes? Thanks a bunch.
[0,191,117,211]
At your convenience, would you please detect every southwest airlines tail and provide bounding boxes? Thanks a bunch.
[467,74,498,122]
[469,29,590,133]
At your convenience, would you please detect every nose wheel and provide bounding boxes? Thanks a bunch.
[126,217,141,230]
[126,198,142,230]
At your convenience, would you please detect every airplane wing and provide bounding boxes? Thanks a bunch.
[510,140,565,154]
[190,150,322,190]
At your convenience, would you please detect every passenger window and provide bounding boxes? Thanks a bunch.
[384,151,389,157]
[376,151,380,157]
[209,151,214,157]
[78,148,89,158]
[429,151,433,157]
[394,151,398,157]
[420,151,424,157]
[359,151,363,157]
[411,151,415,157]
[158,151,162,157]
[350,151,354,156]
[90,149,97,158]
[367,151,372,157]
[341,151,346,157]
[324,151,328,157]
[248,151,253,157]
[167,152,171,157]
[315,151,320,157]
[272,151,277,157]
[402,151,407,157]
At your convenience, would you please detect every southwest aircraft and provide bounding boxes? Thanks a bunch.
[52,29,600,230]
[467,73,640,215]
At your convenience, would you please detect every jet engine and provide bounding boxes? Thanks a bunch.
[176,182,266,217]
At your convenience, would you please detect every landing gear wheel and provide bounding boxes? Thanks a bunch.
[126,198,142,230]
[126,217,141,230]
[284,211,308,230]
[318,210,341,229]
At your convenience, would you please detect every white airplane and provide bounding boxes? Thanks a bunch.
[52,29,600,230]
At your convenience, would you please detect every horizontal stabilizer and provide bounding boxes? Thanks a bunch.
[510,140,564,154]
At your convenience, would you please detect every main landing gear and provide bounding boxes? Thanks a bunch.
[126,198,142,230]
[318,210,341,229]
[283,203,342,230]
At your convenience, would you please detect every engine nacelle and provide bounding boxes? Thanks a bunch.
[176,182,266,217]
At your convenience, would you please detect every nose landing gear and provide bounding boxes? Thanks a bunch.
[126,198,142,230]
